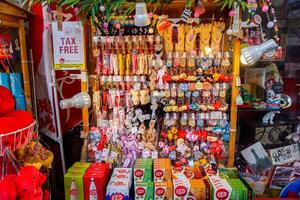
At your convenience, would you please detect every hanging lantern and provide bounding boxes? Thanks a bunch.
[240,39,278,65]
[134,2,150,27]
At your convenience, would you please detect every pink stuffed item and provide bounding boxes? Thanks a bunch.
[0,177,17,200]
[19,166,46,187]
[14,175,35,200]
[15,166,47,200]
[0,86,15,115]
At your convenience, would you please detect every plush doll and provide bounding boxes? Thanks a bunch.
[0,177,17,200]
[0,86,33,150]
[0,86,15,115]
[15,166,49,200]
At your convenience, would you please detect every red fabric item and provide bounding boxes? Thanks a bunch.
[5,110,34,126]
[43,189,50,200]
[0,86,15,115]
[0,177,17,200]
[14,175,35,199]
[0,110,33,149]
[29,5,43,72]
[19,166,46,188]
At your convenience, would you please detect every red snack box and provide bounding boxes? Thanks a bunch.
[83,163,111,200]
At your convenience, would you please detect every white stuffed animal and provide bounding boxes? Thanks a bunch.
[262,111,280,124]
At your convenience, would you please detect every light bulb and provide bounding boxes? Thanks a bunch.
[240,39,278,65]
[134,3,150,27]
[60,92,91,109]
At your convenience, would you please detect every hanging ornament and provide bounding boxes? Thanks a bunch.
[148,28,154,34]
[44,22,50,30]
[100,5,105,12]
[103,22,109,29]
[181,8,192,22]
[115,23,121,29]
[194,0,205,18]
[236,94,244,106]
[148,12,154,18]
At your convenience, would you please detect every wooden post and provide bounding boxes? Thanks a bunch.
[19,19,32,113]
[80,22,90,162]
[227,38,241,167]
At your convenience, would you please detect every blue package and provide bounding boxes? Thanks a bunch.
[0,73,11,91]
[9,73,23,96]
[14,94,26,110]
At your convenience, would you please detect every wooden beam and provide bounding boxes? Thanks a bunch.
[0,18,19,27]
[80,22,90,162]
[18,19,33,113]
[0,0,33,19]
[227,38,241,167]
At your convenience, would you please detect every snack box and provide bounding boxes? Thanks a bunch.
[173,177,191,200]
[68,166,89,174]
[135,181,154,200]
[154,181,173,200]
[154,158,172,182]
[106,168,132,200]
[87,162,111,172]
[208,175,232,200]
[64,171,85,200]
[172,166,205,180]
[189,179,207,199]
[83,172,108,200]
[218,168,238,179]
[219,168,254,200]
[227,179,248,200]
[113,167,132,175]
[71,162,91,169]
[106,180,131,200]
[134,159,153,183]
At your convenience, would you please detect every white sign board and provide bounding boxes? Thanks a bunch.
[269,144,300,165]
[52,21,85,70]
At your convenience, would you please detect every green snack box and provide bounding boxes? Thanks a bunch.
[134,159,153,183]
[72,162,91,169]
[135,181,154,200]
[64,172,85,200]
[67,166,88,174]
[227,179,248,200]
[218,168,238,179]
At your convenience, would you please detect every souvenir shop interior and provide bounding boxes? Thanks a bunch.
[0,0,299,199]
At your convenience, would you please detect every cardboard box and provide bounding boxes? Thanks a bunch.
[154,181,173,200]
[134,158,153,183]
[106,168,132,200]
[208,175,232,200]
[64,172,85,200]
[154,158,171,182]
[135,182,154,200]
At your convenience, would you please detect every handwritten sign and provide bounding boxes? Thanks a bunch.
[269,144,300,165]
[52,21,84,70]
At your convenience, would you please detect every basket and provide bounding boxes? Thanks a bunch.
[0,120,36,156]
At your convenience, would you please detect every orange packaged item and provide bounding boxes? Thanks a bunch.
[154,181,173,200]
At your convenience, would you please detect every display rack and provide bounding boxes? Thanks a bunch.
[0,120,36,156]
[0,0,34,113]
[83,1,241,168]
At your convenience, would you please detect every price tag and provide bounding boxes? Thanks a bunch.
[236,76,241,87]
[101,148,110,161]
[210,111,223,120]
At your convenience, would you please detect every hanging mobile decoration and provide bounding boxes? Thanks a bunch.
[181,0,192,22]
[194,0,206,18]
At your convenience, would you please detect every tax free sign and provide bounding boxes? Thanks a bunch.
[52,21,85,70]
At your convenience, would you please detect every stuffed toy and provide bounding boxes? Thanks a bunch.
[0,86,15,115]
[0,177,17,200]
[14,166,49,200]
[17,141,54,170]
[0,86,33,150]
